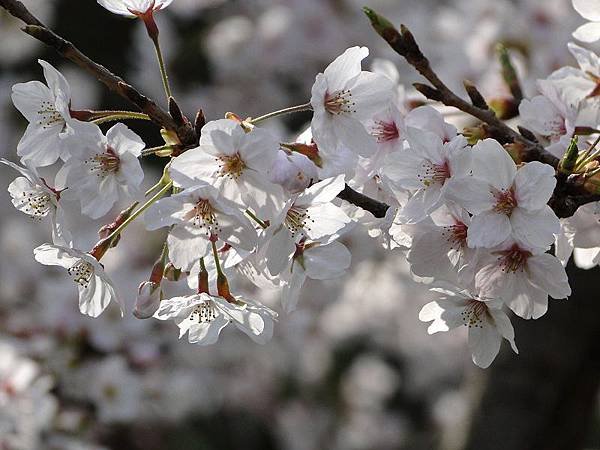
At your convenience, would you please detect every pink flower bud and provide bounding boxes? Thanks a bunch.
[133,281,161,319]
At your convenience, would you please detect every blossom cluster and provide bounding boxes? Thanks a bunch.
[2,0,600,379]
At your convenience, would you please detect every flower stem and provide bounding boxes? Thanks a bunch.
[249,102,313,125]
[245,209,268,229]
[106,180,173,244]
[142,144,179,157]
[152,36,172,101]
[91,112,151,125]
[211,240,224,277]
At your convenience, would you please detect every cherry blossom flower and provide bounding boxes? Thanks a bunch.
[263,175,353,276]
[310,46,394,157]
[383,128,471,224]
[475,240,571,319]
[572,0,600,42]
[407,203,478,283]
[169,119,284,218]
[1,159,71,246]
[419,285,518,368]
[144,184,256,271]
[280,240,351,313]
[555,202,600,268]
[97,0,173,18]
[59,122,145,219]
[11,60,77,167]
[518,80,579,158]
[548,42,600,103]
[133,281,162,319]
[446,139,559,249]
[33,244,121,318]
[153,293,277,345]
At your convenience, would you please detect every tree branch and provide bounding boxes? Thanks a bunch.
[0,0,198,147]
[364,7,600,219]
[363,7,558,167]
[337,185,390,219]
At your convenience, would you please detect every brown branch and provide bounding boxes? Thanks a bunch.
[363,7,558,167]
[363,7,600,219]
[337,185,390,219]
[0,0,198,147]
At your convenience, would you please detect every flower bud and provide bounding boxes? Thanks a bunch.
[281,142,323,168]
[217,273,234,302]
[133,281,161,319]
[488,97,518,120]
[462,124,489,145]
[559,137,579,175]
[98,203,138,247]
[89,237,112,261]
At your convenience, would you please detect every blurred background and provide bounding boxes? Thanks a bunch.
[0,0,598,449]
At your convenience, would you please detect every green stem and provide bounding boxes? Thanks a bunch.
[142,144,178,157]
[249,102,313,125]
[245,209,268,229]
[106,181,173,243]
[575,135,600,171]
[91,112,151,125]
[152,36,172,100]
[211,240,224,277]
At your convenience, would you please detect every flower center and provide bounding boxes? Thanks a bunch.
[418,161,450,187]
[496,244,531,273]
[190,301,218,323]
[547,116,567,139]
[218,153,246,179]
[36,100,65,130]
[324,89,356,115]
[493,189,517,215]
[85,147,120,177]
[442,221,468,249]
[185,198,221,238]
[67,260,94,288]
[285,205,314,236]
[461,300,488,328]
[372,120,400,142]
[18,190,52,219]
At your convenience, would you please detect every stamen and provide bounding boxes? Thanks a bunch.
[67,260,94,289]
[460,300,488,328]
[84,146,120,177]
[190,301,218,323]
[493,189,517,215]
[17,190,52,219]
[372,120,399,142]
[495,244,531,273]
[324,89,356,115]
[285,205,314,235]
[441,221,468,249]
[36,100,65,130]
[184,198,222,238]
[217,153,246,179]
[417,161,450,187]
